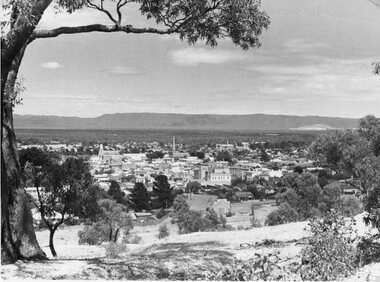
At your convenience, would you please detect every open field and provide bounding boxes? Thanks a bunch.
[184,194,219,210]
[229,199,277,227]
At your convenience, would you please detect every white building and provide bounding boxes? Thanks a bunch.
[209,173,231,185]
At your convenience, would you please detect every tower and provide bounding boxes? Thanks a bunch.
[99,144,104,158]
[172,136,175,164]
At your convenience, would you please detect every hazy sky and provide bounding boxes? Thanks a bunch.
[14,0,380,118]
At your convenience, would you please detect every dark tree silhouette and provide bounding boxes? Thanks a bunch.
[128,182,150,212]
[107,180,127,205]
[153,175,174,209]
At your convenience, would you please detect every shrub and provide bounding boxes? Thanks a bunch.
[156,208,167,219]
[158,224,170,239]
[250,205,262,227]
[300,211,357,281]
[172,197,220,234]
[203,209,219,230]
[250,217,262,227]
[265,203,299,226]
[104,242,127,258]
[356,235,380,266]
[335,195,362,217]
[78,222,109,245]
[218,224,234,231]
[308,207,322,219]
[123,233,142,244]
[206,253,295,281]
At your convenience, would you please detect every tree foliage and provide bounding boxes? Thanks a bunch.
[300,211,357,281]
[78,199,133,245]
[128,182,150,212]
[107,180,127,205]
[158,224,170,239]
[20,149,101,256]
[215,150,233,163]
[171,196,222,233]
[265,203,299,226]
[186,181,201,194]
[309,115,380,232]
[153,175,174,209]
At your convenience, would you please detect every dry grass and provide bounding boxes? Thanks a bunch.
[2,213,380,280]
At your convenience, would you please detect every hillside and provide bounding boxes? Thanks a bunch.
[2,213,379,281]
[14,113,359,131]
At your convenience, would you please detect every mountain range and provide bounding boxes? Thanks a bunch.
[13,113,359,131]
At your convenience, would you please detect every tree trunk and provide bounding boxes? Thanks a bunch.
[48,228,57,257]
[1,46,46,263]
[109,223,113,242]
[113,228,120,242]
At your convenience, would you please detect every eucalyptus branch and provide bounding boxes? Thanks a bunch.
[31,24,173,41]
[116,0,128,25]
[86,0,117,24]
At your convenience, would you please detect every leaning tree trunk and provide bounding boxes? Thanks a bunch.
[48,228,57,257]
[1,46,46,263]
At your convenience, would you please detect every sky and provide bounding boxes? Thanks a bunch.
[14,0,380,118]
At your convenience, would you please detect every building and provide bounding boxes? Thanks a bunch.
[216,143,234,151]
[209,173,231,185]
[235,192,254,201]
[98,144,122,164]
[212,199,232,216]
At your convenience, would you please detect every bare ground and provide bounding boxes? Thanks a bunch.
[1,213,380,280]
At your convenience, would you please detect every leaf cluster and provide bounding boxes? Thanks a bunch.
[300,211,357,281]
[139,0,270,50]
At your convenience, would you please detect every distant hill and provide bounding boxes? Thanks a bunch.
[14,113,359,131]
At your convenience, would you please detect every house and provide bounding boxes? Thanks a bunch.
[134,212,154,223]
[212,199,232,216]
[235,191,254,201]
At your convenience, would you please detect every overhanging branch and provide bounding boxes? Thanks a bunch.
[30,24,174,40]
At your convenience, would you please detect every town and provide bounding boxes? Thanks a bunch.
[19,134,357,225]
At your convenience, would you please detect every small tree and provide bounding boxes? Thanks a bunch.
[21,151,101,257]
[172,196,221,233]
[215,151,233,163]
[250,203,261,227]
[260,149,270,162]
[186,181,201,194]
[108,180,127,205]
[78,199,133,245]
[153,175,174,209]
[158,224,170,239]
[128,182,150,212]
[265,203,299,226]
